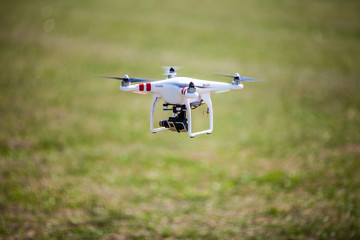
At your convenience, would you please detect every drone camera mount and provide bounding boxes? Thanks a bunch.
[150,93,213,138]
[159,104,188,132]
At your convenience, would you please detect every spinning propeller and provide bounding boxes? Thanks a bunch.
[215,73,264,84]
[98,75,157,86]
[99,75,156,82]
[162,66,183,75]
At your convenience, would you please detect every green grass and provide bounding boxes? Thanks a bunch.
[1,0,360,239]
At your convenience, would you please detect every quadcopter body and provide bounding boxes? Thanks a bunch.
[102,67,263,138]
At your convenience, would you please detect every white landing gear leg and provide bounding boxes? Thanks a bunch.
[150,94,167,133]
[185,93,213,138]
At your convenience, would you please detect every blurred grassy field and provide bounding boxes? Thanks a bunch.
[1,0,360,239]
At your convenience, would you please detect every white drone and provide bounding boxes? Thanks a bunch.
[102,67,264,138]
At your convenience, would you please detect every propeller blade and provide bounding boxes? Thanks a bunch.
[162,66,183,75]
[212,73,235,78]
[98,75,125,80]
[97,75,157,82]
[128,78,158,82]
[212,73,265,82]
[168,82,208,88]
[239,77,265,82]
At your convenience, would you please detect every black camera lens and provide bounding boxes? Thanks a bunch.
[159,120,169,128]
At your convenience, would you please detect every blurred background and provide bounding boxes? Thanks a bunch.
[0,0,359,239]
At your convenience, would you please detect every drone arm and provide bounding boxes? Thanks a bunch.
[120,83,156,94]
[120,85,137,91]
